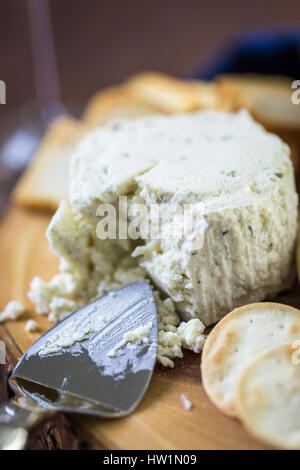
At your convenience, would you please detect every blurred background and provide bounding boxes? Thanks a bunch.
[1,0,300,109]
[0,0,300,211]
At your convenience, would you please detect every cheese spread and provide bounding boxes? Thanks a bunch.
[107,322,152,357]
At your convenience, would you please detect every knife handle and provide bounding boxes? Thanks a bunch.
[0,401,52,450]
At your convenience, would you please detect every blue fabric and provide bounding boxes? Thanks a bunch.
[190,28,300,80]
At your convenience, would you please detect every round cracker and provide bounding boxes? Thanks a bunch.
[237,345,300,449]
[201,302,300,416]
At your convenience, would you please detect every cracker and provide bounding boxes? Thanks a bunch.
[125,71,196,113]
[83,84,156,125]
[125,72,235,113]
[188,80,233,111]
[12,116,86,211]
[201,302,300,417]
[216,74,300,128]
[237,345,300,449]
[84,74,228,124]
[125,71,216,113]
[216,74,300,172]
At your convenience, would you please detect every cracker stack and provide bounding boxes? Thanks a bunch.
[202,303,300,449]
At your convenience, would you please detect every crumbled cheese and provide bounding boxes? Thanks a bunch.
[25,319,38,332]
[180,393,193,411]
[178,319,206,353]
[0,301,26,322]
[28,274,80,315]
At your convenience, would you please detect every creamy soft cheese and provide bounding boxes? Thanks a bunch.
[28,110,298,366]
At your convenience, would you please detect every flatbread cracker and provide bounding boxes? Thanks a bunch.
[216,74,300,129]
[237,345,300,449]
[187,80,233,111]
[125,71,196,113]
[84,74,227,124]
[125,71,219,113]
[201,302,300,417]
[83,84,156,125]
[216,74,300,173]
[12,116,86,211]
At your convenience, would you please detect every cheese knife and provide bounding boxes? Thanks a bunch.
[0,280,158,450]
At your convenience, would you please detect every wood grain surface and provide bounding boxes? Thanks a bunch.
[2,205,299,449]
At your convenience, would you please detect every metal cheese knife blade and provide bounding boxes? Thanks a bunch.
[0,280,158,450]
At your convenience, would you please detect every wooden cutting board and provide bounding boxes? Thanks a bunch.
[2,205,300,450]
